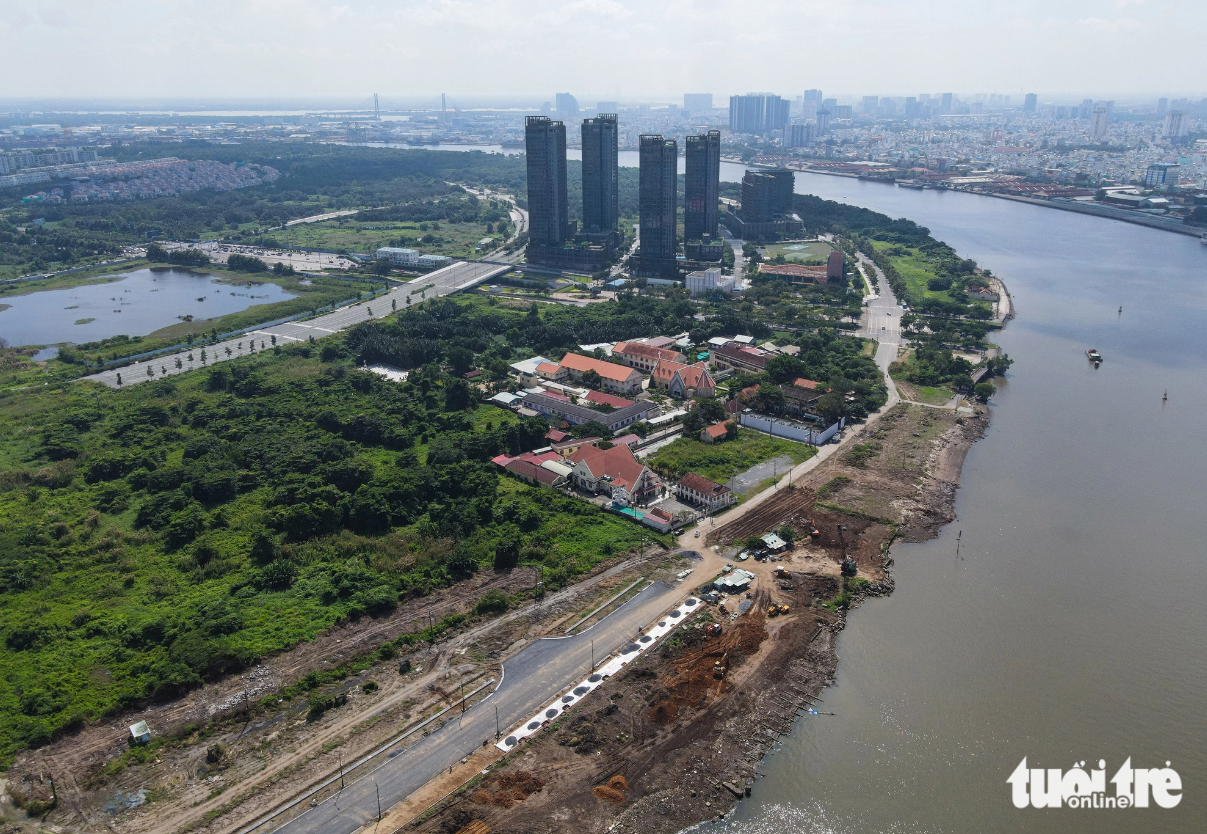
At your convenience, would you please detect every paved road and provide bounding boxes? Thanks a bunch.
[80,260,511,389]
[855,253,905,374]
[271,579,683,834]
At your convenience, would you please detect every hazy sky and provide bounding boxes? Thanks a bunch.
[2,0,1203,103]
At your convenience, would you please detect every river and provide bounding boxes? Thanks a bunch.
[373,144,1207,830]
[0,267,297,347]
[696,175,1207,832]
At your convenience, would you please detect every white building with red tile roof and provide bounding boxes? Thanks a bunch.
[566,443,663,506]
[558,353,643,394]
[612,340,687,373]
[676,472,734,512]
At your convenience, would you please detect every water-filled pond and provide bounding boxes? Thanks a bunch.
[0,268,297,347]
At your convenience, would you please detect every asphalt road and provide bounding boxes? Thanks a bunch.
[270,578,683,834]
[856,254,905,372]
[80,260,511,388]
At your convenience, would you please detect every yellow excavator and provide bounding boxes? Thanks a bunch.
[713,651,729,679]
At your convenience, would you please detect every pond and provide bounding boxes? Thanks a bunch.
[0,268,297,347]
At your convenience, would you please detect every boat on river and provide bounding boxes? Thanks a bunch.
[1086,348,1103,364]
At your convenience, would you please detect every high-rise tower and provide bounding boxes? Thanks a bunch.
[639,134,678,263]
[684,130,720,242]
[525,116,569,247]
[581,114,619,236]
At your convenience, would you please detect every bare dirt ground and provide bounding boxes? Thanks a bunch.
[413,403,987,834]
[3,550,680,834]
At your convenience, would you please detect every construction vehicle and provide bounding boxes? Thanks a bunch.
[841,557,858,577]
[777,603,790,615]
[767,602,790,617]
[713,651,729,679]
[706,623,722,637]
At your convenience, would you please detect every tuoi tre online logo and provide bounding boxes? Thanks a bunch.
[1009,758,1182,809]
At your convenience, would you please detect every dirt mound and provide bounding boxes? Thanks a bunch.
[649,701,678,725]
[497,770,544,796]
[473,770,544,808]
[607,774,628,791]
[592,786,626,803]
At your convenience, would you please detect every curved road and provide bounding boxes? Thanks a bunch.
[270,578,683,834]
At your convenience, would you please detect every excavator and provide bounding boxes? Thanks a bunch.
[713,651,729,679]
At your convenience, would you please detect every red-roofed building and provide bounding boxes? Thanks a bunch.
[496,450,573,488]
[558,353,643,394]
[676,473,734,512]
[611,433,641,447]
[584,389,637,409]
[641,506,676,533]
[545,429,570,443]
[713,343,771,373]
[758,263,829,283]
[793,378,820,389]
[566,443,663,505]
[651,359,716,399]
[612,340,687,373]
[535,361,568,382]
[699,421,732,443]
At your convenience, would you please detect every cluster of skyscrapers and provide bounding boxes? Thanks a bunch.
[524,113,724,276]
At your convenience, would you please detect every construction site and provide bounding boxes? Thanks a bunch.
[407,401,988,834]
[0,401,987,834]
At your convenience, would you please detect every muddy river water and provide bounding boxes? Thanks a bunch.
[699,175,1207,833]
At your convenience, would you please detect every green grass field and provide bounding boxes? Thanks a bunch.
[267,218,498,259]
[645,428,816,485]
[762,241,834,262]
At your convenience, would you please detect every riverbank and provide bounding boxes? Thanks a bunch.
[412,401,989,834]
[791,165,1205,239]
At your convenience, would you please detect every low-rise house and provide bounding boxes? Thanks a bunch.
[521,392,652,433]
[558,353,643,394]
[584,389,637,410]
[700,422,731,443]
[651,359,717,399]
[493,450,572,488]
[713,569,754,594]
[551,436,602,456]
[535,361,568,382]
[783,378,824,417]
[641,506,676,533]
[761,532,788,553]
[567,443,663,505]
[612,340,686,373]
[489,392,524,408]
[713,343,772,373]
[611,433,641,447]
[676,473,734,512]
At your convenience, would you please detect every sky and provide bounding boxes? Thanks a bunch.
[1,0,1204,105]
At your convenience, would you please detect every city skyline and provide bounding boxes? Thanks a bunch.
[1,1,1205,100]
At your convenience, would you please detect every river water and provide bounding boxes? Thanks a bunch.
[0,267,296,347]
[697,176,1207,832]
[370,145,1207,829]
